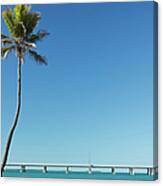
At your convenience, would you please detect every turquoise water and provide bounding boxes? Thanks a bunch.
[3,169,158,181]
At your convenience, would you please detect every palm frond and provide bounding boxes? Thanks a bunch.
[24,41,36,48]
[1,34,13,45]
[1,46,15,60]
[1,34,10,39]
[13,22,27,37]
[26,30,49,43]
[2,5,40,37]
[23,12,41,35]
[14,5,40,35]
[14,5,31,22]
[2,8,16,35]
[1,38,13,45]
[29,49,47,65]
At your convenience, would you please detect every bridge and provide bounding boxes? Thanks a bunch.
[5,163,158,176]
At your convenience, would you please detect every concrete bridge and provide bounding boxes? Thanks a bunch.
[5,163,158,176]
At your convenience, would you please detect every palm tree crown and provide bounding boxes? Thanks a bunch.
[2,5,49,64]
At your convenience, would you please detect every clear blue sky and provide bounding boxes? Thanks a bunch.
[1,1,156,166]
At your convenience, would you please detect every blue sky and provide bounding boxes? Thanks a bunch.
[1,1,156,166]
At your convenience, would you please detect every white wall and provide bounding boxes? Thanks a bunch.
[0,0,162,186]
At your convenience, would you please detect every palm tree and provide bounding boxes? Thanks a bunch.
[1,5,49,175]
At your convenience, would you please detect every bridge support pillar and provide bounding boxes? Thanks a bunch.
[43,166,47,173]
[20,165,26,173]
[88,166,92,174]
[129,168,134,175]
[111,167,115,175]
[147,168,153,176]
[65,167,69,174]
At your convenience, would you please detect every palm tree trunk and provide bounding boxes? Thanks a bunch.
[1,57,22,176]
